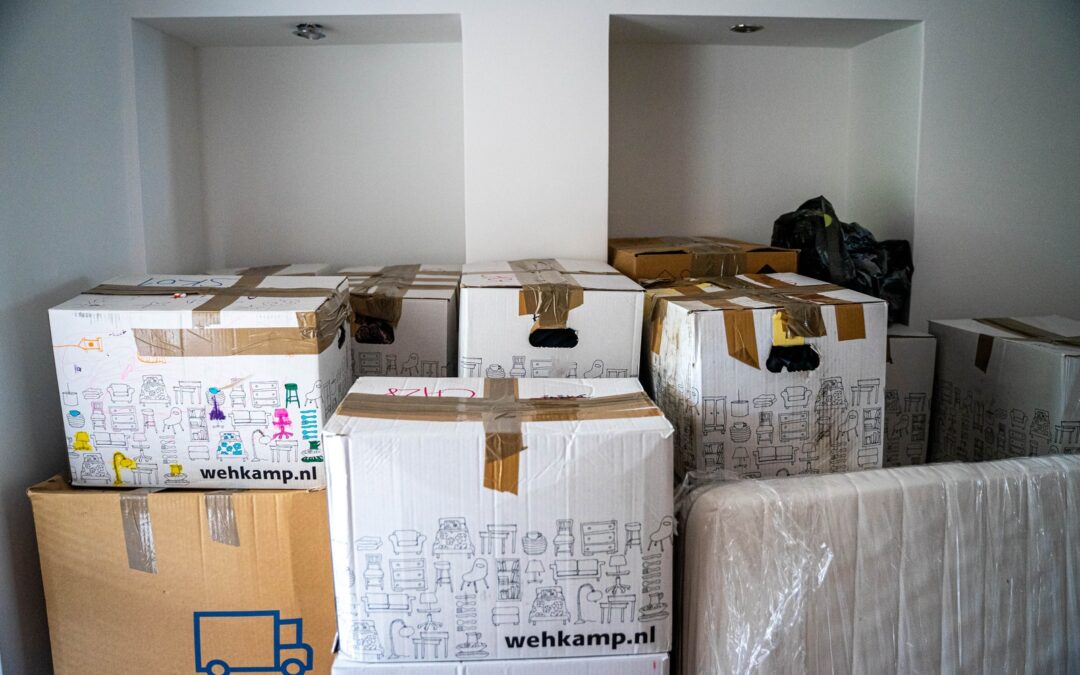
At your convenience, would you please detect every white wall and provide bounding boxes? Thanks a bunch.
[198,43,466,269]
[0,1,136,673]
[133,21,209,273]
[847,24,922,242]
[609,44,852,240]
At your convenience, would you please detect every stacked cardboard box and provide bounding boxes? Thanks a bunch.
[883,326,936,466]
[208,263,336,275]
[29,477,337,674]
[459,259,643,378]
[323,377,675,667]
[929,315,1080,461]
[339,264,461,379]
[48,274,353,489]
[644,274,888,478]
[608,236,798,282]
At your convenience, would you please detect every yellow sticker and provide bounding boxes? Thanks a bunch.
[772,311,805,346]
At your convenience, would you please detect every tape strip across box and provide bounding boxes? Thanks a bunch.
[324,377,675,663]
[49,275,353,488]
[644,273,887,478]
[340,264,461,380]
[459,259,643,379]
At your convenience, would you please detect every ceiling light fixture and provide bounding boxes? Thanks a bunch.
[729,23,764,34]
[293,23,327,41]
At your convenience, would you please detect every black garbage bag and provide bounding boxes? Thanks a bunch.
[771,196,913,324]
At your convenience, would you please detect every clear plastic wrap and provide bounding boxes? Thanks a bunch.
[675,456,1080,674]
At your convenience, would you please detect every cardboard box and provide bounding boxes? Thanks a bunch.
[883,326,936,466]
[332,652,669,673]
[49,275,353,488]
[928,315,1080,462]
[339,265,460,379]
[608,236,798,283]
[208,263,336,275]
[324,377,674,662]
[645,273,887,478]
[677,456,1080,674]
[459,260,643,379]
[29,476,337,675]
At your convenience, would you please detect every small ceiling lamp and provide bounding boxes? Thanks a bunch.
[293,23,326,41]
[729,23,764,34]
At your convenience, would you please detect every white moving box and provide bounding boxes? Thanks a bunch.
[207,263,335,275]
[332,652,669,673]
[339,265,460,379]
[929,315,1080,461]
[645,273,887,478]
[324,377,674,663]
[459,260,643,379]
[677,456,1080,674]
[49,275,352,488]
[883,326,936,466]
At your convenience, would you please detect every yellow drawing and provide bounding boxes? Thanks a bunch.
[72,432,94,452]
[772,310,806,347]
[112,451,136,486]
[53,337,103,352]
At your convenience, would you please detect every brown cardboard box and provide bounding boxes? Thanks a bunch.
[608,236,798,282]
[29,476,336,675]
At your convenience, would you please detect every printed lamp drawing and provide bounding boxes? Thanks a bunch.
[194,610,313,675]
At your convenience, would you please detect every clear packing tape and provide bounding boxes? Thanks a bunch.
[674,455,1080,674]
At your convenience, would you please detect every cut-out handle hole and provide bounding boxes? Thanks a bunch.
[529,328,579,349]
[355,316,395,345]
[766,345,819,373]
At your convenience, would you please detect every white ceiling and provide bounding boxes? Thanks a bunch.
[137,14,462,47]
[610,16,918,48]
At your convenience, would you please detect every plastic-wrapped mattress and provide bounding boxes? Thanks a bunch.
[677,456,1080,674]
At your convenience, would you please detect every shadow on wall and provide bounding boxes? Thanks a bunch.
[0,276,96,674]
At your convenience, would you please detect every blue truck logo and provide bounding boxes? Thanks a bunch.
[193,610,313,675]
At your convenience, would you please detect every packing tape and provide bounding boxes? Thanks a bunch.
[647,277,867,367]
[510,260,585,331]
[335,380,662,494]
[119,491,158,574]
[205,491,240,547]
[89,280,350,356]
[972,318,1080,372]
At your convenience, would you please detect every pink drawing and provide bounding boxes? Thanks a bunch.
[272,408,293,440]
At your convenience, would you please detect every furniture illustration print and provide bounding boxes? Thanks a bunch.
[480,524,517,555]
[172,380,201,405]
[528,586,571,626]
[549,559,603,581]
[495,558,522,601]
[522,531,547,555]
[432,518,474,558]
[362,593,413,614]
[648,516,675,552]
[580,521,618,556]
[250,381,280,408]
[624,523,642,554]
[553,519,575,556]
[702,396,727,434]
[139,375,169,405]
[389,530,426,555]
[460,559,489,592]
[390,559,427,592]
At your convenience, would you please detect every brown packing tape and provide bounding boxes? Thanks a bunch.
[971,318,1080,372]
[335,382,663,494]
[89,280,351,357]
[510,260,586,330]
[205,491,240,547]
[119,491,157,574]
